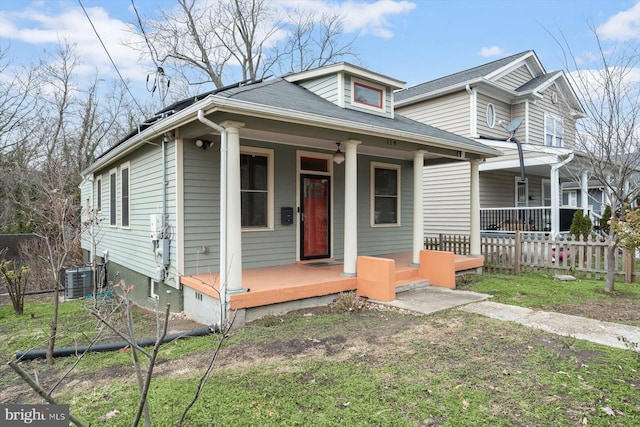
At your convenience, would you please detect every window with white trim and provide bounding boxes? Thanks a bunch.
[240,147,274,230]
[541,179,551,207]
[149,279,159,300]
[121,163,130,228]
[371,162,400,226]
[567,190,577,207]
[486,103,495,128]
[109,168,117,226]
[545,113,564,147]
[96,177,102,212]
[352,78,384,111]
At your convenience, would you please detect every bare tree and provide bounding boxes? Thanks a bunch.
[554,27,640,292]
[129,0,357,93]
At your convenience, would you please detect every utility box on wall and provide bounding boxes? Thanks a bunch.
[281,207,294,225]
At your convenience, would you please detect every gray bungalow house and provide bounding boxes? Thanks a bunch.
[80,63,499,326]
[396,51,590,237]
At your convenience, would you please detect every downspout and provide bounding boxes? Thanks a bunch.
[550,152,575,237]
[197,110,228,325]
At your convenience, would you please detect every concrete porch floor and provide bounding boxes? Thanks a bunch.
[180,251,482,310]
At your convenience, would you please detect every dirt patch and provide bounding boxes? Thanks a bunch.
[548,299,640,326]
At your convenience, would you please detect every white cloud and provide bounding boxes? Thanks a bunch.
[0,4,149,82]
[479,46,504,57]
[275,0,416,39]
[597,1,640,41]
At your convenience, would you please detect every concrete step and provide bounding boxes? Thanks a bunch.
[395,279,430,294]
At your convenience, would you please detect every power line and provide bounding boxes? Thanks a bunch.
[77,0,146,115]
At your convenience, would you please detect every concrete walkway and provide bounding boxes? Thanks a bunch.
[377,287,640,350]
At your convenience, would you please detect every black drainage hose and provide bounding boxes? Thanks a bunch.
[15,324,220,361]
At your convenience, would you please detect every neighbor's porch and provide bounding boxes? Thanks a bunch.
[480,206,585,234]
[180,251,484,310]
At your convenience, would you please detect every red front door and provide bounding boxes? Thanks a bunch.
[301,175,330,260]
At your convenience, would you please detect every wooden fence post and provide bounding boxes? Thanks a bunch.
[515,231,521,276]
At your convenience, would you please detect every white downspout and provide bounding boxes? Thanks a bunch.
[197,110,228,325]
[550,153,575,237]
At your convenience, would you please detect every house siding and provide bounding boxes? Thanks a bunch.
[423,162,470,237]
[396,90,471,137]
[496,64,533,90]
[299,74,339,104]
[528,85,576,148]
[82,140,180,289]
[476,94,511,139]
[356,155,414,254]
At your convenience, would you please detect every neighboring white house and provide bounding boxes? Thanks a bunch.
[80,63,499,326]
[395,50,590,238]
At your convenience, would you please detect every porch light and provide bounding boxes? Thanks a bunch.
[333,142,345,164]
[195,139,212,149]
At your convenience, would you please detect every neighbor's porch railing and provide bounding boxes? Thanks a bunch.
[480,207,583,233]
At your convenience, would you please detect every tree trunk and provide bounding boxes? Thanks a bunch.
[46,286,60,365]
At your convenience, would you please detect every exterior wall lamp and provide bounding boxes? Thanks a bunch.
[195,139,213,149]
[333,142,345,164]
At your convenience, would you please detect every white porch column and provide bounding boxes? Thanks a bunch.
[343,140,360,277]
[223,121,245,293]
[470,159,481,257]
[412,151,425,265]
[581,171,589,215]
[550,167,560,237]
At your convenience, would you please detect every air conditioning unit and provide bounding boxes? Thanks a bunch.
[64,267,94,299]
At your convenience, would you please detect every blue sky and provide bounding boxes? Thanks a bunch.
[0,0,638,106]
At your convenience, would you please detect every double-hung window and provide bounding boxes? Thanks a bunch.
[96,177,102,212]
[371,162,400,226]
[240,147,273,229]
[545,113,564,147]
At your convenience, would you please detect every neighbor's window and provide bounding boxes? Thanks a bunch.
[109,169,117,226]
[486,103,496,128]
[353,79,384,110]
[240,147,273,229]
[121,163,130,228]
[515,177,528,207]
[567,190,577,207]
[96,176,102,212]
[545,113,564,147]
[371,162,400,226]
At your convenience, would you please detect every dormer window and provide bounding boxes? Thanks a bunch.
[352,79,384,111]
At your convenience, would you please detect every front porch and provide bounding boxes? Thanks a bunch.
[180,251,484,312]
[480,206,584,233]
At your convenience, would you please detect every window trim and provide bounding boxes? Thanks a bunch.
[370,162,401,227]
[486,103,496,128]
[120,162,130,229]
[149,279,159,300]
[240,146,274,231]
[96,176,102,213]
[544,112,564,147]
[109,168,117,227]
[541,179,551,207]
[351,78,385,112]
[567,190,577,207]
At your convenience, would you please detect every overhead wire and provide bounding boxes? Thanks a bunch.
[76,0,146,114]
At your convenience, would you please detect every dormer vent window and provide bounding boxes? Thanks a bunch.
[352,79,384,111]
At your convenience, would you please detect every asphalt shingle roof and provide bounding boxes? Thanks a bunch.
[395,50,533,102]
[516,71,560,92]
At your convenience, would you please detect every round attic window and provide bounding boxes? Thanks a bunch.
[486,103,496,128]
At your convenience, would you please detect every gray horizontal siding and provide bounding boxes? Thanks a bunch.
[396,90,470,137]
[476,94,512,139]
[300,74,339,104]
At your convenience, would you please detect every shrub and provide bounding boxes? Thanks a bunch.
[600,205,612,234]
[570,210,592,240]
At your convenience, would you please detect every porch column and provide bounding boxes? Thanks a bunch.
[343,139,360,277]
[550,167,560,237]
[470,159,481,257]
[412,151,425,266]
[223,121,245,293]
[581,171,589,215]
